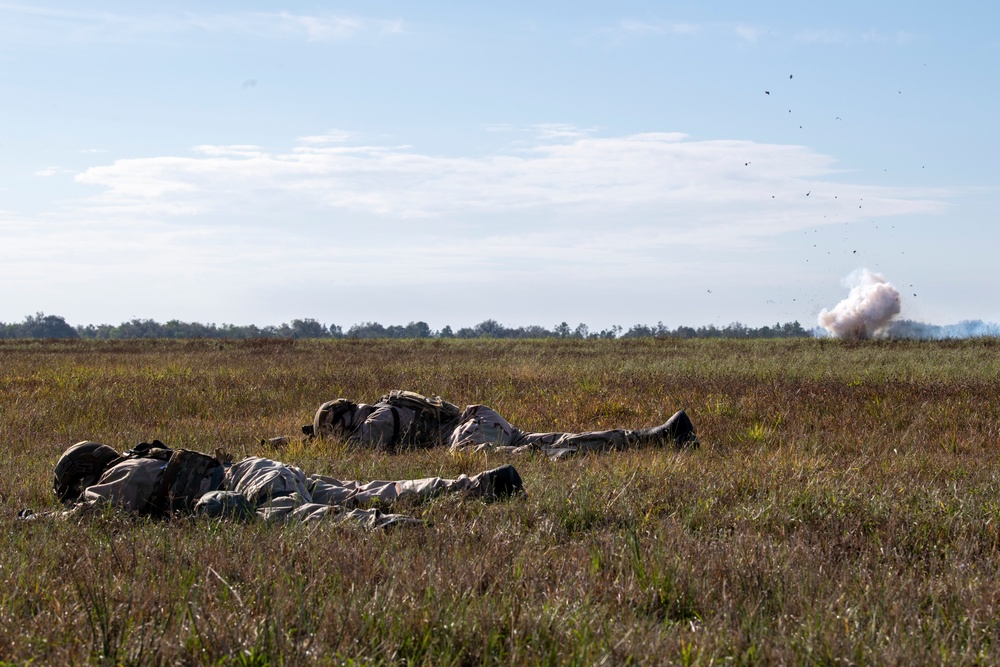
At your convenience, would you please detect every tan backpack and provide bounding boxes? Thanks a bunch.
[376,390,462,449]
[123,441,225,514]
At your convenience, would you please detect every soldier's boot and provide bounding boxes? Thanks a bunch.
[627,409,700,449]
[472,464,526,500]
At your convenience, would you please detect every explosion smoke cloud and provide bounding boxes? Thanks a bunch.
[818,269,901,339]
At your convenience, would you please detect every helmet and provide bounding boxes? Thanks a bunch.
[313,398,358,439]
[53,441,121,505]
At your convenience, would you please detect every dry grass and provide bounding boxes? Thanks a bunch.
[2,337,1000,665]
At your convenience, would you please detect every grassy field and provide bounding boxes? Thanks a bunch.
[3,337,1000,665]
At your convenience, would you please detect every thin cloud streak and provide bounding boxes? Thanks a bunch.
[0,3,404,44]
[794,28,917,46]
[618,19,700,36]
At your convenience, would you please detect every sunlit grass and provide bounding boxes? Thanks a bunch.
[2,337,1000,663]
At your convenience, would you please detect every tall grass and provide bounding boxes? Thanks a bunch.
[2,337,1000,664]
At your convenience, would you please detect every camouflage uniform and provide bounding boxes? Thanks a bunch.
[67,444,225,515]
[311,391,699,459]
[310,390,462,451]
[447,405,698,459]
[45,440,523,528]
[220,456,485,526]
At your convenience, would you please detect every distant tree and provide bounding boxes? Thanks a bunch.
[622,324,654,338]
[0,312,78,339]
[723,322,750,339]
[290,318,328,339]
[673,326,697,339]
[591,325,622,339]
[346,322,388,339]
[404,321,432,338]
[521,325,555,338]
[781,321,809,337]
[474,320,505,338]
[10,313,819,340]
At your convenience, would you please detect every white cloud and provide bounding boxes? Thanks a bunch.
[0,126,963,327]
[72,131,948,242]
[618,20,699,36]
[0,3,404,44]
[795,29,852,45]
[297,130,356,145]
[532,123,597,140]
[735,25,762,43]
[216,12,405,42]
[587,19,702,45]
[795,28,918,47]
[192,145,266,157]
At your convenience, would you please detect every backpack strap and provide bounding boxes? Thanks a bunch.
[123,440,172,461]
[389,407,401,450]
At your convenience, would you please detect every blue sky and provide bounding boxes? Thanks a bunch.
[1,1,997,330]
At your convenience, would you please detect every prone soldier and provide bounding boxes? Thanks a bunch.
[306,390,699,458]
[41,439,524,528]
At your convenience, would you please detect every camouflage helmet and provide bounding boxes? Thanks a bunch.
[53,441,121,505]
[313,398,358,439]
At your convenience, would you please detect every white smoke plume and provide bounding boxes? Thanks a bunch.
[818,269,902,339]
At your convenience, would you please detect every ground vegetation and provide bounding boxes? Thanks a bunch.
[2,338,1000,664]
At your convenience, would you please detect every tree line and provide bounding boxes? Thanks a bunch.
[0,312,813,340]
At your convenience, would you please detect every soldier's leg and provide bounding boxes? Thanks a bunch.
[625,409,699,449]
[395,465,525,501]
[513,429,628,458]
[255,497,420,528]
[312,472,518,505]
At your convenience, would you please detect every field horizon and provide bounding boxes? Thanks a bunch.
[3,337,1000,665]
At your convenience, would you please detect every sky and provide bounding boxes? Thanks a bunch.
[1,1,998,331]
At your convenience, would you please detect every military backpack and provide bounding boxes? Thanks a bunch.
[123,441,225,515]
[376,390,462,450]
